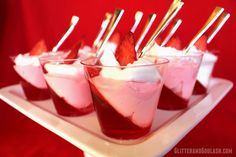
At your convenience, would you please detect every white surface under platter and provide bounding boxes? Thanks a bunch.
[0,78,233,157]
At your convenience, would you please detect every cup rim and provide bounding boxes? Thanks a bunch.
[39,57,82,62]
[38,51,96,63]
[81,56,169,68]
[154,52,204,58]
[38,52,74,62]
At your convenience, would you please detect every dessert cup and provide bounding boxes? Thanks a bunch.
[12,54,51,100]
[193,52,218,94]
[39,56,94,116]
[157,53,203,110]
[82,57,168,139]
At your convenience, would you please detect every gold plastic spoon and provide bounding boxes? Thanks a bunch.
[207,12,230,44]
[185,6,224,53]
[130,11,143,33]
[52,16,79,52]
[140,0,184,56]
[161,19,182,46]
[93,12,112,48]
[135,13,157,51]
[95,8,124,61]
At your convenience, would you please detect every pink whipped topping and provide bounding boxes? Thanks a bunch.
[92,76,162,128]
[190,46,218,87]
[164,59,200,99]
[44,62,92,109]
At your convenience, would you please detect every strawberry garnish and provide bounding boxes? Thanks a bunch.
[115,32,137,66]
[86,66,101,78]
[64,41,83,64]
[82,58,101,78]
[155,37,163,46]
[30,40,47,56]
[194,35,208,51]
[166,37,182,50]
[109,32,121,45]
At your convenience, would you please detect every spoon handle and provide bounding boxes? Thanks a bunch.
[185,7,224,53]
[207,12,230,44]
[52,16,79,52]
[135,13,156,51]
[161,19,182,47]
[140,0,184,56]
[96,8,124,60]
[131,11,143,33]
[93,13,112,48]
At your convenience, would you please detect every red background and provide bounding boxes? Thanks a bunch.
[0,0,235,156]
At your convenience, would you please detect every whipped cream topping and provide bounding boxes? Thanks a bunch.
[14,51,66,66]
[149,43,199,57]
[104,42,118,54]
[202,52,218,62]
[44,62,84,77]
[149,43,173,56]
[98,48,162,82]
[14,53,41,66]
[78,46,96,60]
[99,48,120,66]
[150,44,217,87]
[149,43,217,65]
[100,58,161,82]
[190,46,218,62]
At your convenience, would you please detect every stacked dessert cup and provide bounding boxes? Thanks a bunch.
[148,45,203,110]
[191,46,218,94]
[82,56,168,139]
[39,53,94,116]
[12,40,51,100]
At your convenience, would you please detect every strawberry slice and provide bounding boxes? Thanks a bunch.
[194,35,208,51]
[115,32,137,66]
[155,37,163,46]
[109,32,121,45]
[86,66,101,78]
[82,57,101,78]
[64,41,83,64]
[166,37,182,50]
[30,40,47,56]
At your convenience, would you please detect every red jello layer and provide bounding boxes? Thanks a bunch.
[192,80,207,95]
[48,85,94,116]
[158,85,188,110]
[20,79,50,101]
[89,83,150,139]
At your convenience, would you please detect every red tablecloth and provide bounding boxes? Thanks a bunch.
[0,0,235,156]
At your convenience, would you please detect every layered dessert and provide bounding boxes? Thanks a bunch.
[148,43,203,110]
[40,42,94,116]
[156,36,218,95]
[13,40,50,100]
[82,32,168,139]
[191,36,218,94]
